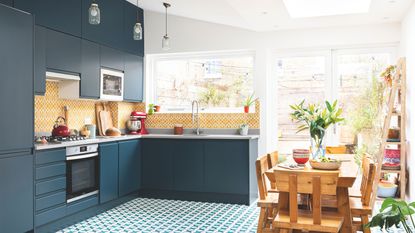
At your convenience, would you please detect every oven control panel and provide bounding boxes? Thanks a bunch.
[66,144,98,156]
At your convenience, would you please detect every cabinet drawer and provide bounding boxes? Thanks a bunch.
[36,177,66,196]
[35,205,66,227]
[36,149,66,165]
[36,163,66,180]
[66,195,98,216]
[36,191,66,211]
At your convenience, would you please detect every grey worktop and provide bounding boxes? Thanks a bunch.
[35,133,260,151]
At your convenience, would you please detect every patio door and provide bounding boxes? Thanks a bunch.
[275,47,396,153]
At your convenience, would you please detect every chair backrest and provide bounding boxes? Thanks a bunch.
[274,170,339,224]
[256,154,270,200]
[267,151,279,169]
[360,154,377,206]
[326,146,347,154]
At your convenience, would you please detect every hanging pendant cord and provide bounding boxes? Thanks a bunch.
[165,5,168,36]
[136,0,139,22]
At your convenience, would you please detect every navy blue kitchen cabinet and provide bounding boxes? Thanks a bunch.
[124,54,144,102]
[0,4,33,154]
[14,0,82,36]
[81,39,101,99]
[124,0,144,56]
[46,29,81,74]
[204,140,249,195]
[35,148,67,227]
[173,140,204,192]
[35,25,47,95]
[0,0,12,6]
[0,154,34,233]
[100,143,119,203]
[142,139,174,190]
[119,140,141,196]
[100,45,125,71]
[82,0,124,51]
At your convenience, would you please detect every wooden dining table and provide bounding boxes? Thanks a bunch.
[265,154,359,233]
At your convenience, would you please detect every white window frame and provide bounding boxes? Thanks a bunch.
[272,44,397,146]
[146,50,256,113]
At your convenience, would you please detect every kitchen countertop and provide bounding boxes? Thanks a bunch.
[35,134,260,151]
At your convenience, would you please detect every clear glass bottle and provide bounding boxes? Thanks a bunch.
[162,35,170,50]
[89,3,100,25]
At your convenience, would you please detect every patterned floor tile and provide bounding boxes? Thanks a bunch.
[57,197,408,233]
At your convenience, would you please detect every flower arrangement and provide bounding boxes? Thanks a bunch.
[380,65,396,87]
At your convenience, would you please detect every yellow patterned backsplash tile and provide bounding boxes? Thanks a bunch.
[35,81,260,133]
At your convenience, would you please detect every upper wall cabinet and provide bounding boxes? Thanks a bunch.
[34,26,47,95]
[14,0,82,37]
[0,5,34,153]
[124,54,143,102]
[82,0,124,51]
[0,0,13,7]
[124,1,144,56]
[46,29,81,74]
[100,45,125,71]
[81,40,100,99]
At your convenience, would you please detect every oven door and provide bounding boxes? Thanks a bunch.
[100,68,124,101]
[66,152,99,203]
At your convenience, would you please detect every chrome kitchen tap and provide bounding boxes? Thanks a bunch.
[191,100,201,135]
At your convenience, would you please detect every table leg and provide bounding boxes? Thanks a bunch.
[337,187,353,233]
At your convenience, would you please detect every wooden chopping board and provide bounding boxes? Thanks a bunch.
[95,103,104,136]
[99,103,114,135]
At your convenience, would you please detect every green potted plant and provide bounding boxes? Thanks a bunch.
[290,100,344,159]
[243,93,257,113]
[367,198,415,232]
[148,104,155,115]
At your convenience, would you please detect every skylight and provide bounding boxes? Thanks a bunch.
[283,0,372,18]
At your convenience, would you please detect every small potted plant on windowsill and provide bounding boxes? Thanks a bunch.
[243,93,257,113]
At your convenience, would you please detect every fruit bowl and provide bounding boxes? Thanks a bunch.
[310,159,341,170]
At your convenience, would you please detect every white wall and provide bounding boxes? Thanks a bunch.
[400,2,415,201]
[144,10,401,156]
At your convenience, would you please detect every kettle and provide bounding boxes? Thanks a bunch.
[52,116,70,137]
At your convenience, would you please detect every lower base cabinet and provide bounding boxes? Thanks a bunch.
[119,140,141,196]
[100,142,119,203]
[0,153,34,233]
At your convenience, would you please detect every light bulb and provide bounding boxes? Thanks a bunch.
[162,35,170,50]
[133,23,143,40]
[89,3,100,25]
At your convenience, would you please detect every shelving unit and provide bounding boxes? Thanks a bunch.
[375,57,407,200]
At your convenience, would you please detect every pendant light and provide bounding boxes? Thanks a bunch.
[89,0,100,25]
[162,2,171,50]
[133,0,143,40]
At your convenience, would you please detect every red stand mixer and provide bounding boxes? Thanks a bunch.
[126,111,148,135]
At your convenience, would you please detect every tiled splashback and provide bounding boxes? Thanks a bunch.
[35,81,260,133]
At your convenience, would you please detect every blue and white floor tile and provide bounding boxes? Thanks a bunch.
[57,197,408,233]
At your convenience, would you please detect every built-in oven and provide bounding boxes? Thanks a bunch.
[66,144,99,203]
[100,68,124,101]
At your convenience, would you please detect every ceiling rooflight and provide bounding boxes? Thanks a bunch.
[283,0,371,18]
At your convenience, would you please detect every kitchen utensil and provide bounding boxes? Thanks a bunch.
[64,106,69,128]
[95,103,104,136]
[52,116,70,137]
[85,124,96,139]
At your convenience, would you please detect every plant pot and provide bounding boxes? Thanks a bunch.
[239,125,249,136]
[244,106,249,113]
[154,105,161,112]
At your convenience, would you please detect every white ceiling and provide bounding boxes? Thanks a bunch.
[127,0,414,31]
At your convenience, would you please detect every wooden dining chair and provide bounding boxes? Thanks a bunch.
[350,153,373,198]
[273,170,344,233]
[326,146,347,155]
[256,154,279,233]
[267,151,279,192]
[350,156,377,233]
